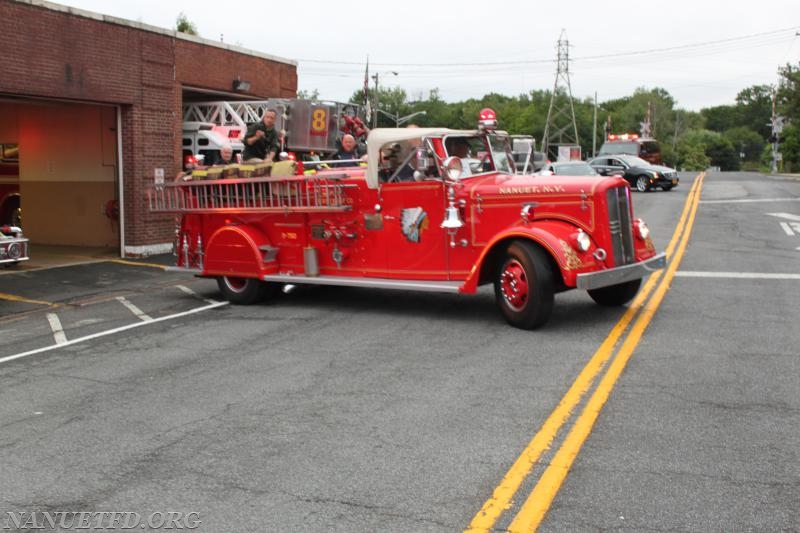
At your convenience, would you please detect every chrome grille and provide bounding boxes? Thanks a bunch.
[606,186,635,265]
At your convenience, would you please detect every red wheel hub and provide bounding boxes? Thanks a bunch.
[500,259,529,311]
[225,277,247,292]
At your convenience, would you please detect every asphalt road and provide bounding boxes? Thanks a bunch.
[0,171,797,532]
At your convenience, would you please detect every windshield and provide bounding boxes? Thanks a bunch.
[486,134,515,174]
[617,155,650,166]
[553,163,598,175]
[599,141,638,156]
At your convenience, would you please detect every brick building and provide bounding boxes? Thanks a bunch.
[0,0,297,255]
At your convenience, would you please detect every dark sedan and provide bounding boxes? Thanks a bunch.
[589,154,679,192]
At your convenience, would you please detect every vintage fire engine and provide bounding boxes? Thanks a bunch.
[0,224,29,266]
[148,110,665,329]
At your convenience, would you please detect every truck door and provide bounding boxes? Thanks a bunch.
[378,180,449,279]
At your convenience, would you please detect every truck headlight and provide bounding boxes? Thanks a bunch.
[635,218,650,240]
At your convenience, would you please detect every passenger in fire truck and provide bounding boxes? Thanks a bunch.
[242,108,280,163]
[332,134,367,167]
[214,144,235,166]
[174,154,203,182]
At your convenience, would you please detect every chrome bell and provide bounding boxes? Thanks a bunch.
[440,204,464,230]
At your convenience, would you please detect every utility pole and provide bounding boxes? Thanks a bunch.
[592,92,597,158]
[542,30,579,161]
[769,89,784,173]
[371,71,398,128]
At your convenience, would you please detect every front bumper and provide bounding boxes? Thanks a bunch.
[0,237,30,265]
[576,252,667,290]
[656,176,679,188]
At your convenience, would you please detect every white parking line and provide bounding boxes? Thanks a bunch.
[177,284,222,305]
[46,313,68,345]
[116,296,153,321]
[700,197,800,204]
[675,271,800,280]
[0,301,229,365]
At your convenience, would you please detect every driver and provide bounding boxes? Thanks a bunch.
[445,137,472,176]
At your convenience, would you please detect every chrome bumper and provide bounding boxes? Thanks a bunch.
[576,252,667,290]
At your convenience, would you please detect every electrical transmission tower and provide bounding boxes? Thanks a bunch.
[542,30,579,160]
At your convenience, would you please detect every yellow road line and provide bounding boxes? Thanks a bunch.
[0,292,57,307]
[466,174,705,532]
[508,173,705,532]
[107,259,168,269]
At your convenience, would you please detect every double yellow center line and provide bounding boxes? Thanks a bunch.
[467,173,706,532]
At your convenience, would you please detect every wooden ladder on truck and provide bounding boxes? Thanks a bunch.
[147,175,354,214]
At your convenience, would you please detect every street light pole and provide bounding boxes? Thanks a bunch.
[377,109,427,127]
[371,71,398,128]
[396,110,426,127]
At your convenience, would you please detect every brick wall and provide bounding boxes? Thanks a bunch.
[0,0,297,251]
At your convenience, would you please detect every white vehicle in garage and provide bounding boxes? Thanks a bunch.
[0,224,28,266]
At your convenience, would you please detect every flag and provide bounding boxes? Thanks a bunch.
[363,57,371,123]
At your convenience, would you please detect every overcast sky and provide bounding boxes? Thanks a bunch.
[53,0,800,111]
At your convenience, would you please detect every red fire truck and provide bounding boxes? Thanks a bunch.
[149,110,665,329]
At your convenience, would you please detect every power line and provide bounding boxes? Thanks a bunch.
[296,26,798,69]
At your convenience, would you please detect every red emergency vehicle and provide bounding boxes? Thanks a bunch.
[149,111,665,329]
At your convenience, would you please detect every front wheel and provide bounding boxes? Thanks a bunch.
[635,175,651,192]
[661,184,673,191]
[216,276,279,305]
[493,241,554,329]
[588,279,642,306]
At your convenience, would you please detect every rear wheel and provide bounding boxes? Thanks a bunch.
[216,276,279,305]
[493,241,554,329]
[588,278,642,306]
[635,175,650,192]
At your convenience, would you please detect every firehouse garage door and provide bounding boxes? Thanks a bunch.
[0,99,119,248]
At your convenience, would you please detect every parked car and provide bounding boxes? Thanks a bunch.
[589,154,679,192]
[537,161,600,176]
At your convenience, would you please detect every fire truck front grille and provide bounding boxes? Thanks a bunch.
[606,186,635,266]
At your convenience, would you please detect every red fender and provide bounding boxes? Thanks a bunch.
[461,219,594,293]
[204,225,278,278]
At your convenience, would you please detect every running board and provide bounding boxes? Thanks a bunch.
[166,266,202,274]
[262,274,463,293]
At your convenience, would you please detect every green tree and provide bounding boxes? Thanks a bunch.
[679,130,738,170]
[297,89,320,100]
[735,85,774,139]
[777,63,800,118]
[776,62,800,170]
[724,126,764,164]
[778,124,800,172]
[176,12,198,35]
[678,140,710,171]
